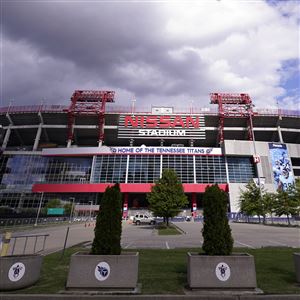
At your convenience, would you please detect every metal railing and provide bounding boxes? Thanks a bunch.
[0,105,68,114]
[0,217,68,228]
[10,233,49,255]
[0,104,299,117]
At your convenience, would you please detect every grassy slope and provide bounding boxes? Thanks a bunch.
[157,224,182,235]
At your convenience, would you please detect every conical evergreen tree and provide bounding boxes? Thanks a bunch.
[202,185,233,255]
[91,183,122,255]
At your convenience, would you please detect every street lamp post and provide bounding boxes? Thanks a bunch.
[69,197,75,223]
[89,201,93,221]
[247,104,264,223]
[131,98,136,115]
[34,192,44,226]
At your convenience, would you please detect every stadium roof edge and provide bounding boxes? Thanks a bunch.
[0,105,299,117]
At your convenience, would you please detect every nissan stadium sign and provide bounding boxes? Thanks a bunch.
[118,114,206,139]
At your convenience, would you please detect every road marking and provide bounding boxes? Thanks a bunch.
[42,248,63,255]
[165,241,170,249]
[235,241,255,249]
[124,242,133,249]
[267,240,288,247]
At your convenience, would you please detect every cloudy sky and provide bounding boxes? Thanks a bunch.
[1,0,299,110]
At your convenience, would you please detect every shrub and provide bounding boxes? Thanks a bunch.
[91,183,122,255]
[202,185,233,255]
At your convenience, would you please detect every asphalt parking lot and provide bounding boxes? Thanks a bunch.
[3,220,299,255]
[122,221,300,249]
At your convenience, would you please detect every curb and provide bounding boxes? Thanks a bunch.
[171,222,187,234]
[0,294,300,300]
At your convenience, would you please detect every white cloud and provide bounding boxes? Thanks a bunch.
[280,94,300,111]
[2,0,299,109]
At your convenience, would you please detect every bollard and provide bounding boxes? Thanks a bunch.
[0,232,12,256]
[61,226,70,259]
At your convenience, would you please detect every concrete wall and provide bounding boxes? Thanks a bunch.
[223,140,269,156]
[224,140,267,183]
[224,140,300,182]
[224,140,300,158]
[224,140,296,213]
[228,183,246,213]
[287,143,300,158]
[228,183,276,213]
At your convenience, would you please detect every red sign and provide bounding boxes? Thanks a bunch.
[124,115,200,129]
[119,114,206,139]
[253,155,260,164]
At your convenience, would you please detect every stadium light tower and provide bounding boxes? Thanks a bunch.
[89,201,93,221]
[67,90,115,147]
[190,99,194,114]
[210,93,253,144]
[131,97,136,115]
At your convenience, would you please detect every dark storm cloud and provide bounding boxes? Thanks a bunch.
[1,1,299,108]
[2,1,213,107]
[3,2,162,66]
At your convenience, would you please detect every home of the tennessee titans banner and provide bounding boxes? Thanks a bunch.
[269,143,295,191]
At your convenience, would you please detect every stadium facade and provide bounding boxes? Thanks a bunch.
[0,91,299,217]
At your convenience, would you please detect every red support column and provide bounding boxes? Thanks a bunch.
[123,193,129,219]
[191,193,197,218]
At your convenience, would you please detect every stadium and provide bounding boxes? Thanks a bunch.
[0,91,299,218]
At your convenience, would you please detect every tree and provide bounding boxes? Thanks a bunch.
[202,185,233,255]
[45,198,61,209]
[147,169,188,227]
[262,192,276,224]
[43,198,62,214]
[293,178,300,202]
[274,186,300,226]
[91,184,122,255]
[239,181,266,223]
[63,203,72,216]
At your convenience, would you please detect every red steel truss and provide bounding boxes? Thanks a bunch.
[210,93,254,144]
[67,90,115,144]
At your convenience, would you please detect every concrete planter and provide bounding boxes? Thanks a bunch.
[0,254,43,291]
[66,252,139,290]
[293,253,300,283]
[187,252,257,289]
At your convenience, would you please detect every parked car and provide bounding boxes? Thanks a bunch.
[133,214,156,225]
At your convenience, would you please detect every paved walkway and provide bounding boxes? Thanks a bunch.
[2,221,300,255]
[4,222,95,255]
[1,222,299,299]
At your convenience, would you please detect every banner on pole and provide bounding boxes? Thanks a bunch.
[268,143,294,191]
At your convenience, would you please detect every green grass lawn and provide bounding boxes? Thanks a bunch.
[247,247,300,294]
[10,247,82,294]
[157,223,182,235]
[8,247,300,295]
